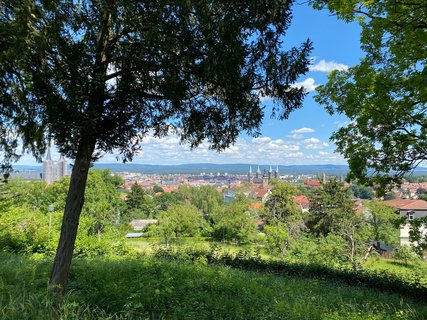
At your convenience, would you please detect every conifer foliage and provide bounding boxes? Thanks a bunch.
[0,1,312,292]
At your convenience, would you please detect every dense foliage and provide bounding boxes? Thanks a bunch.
[312,0,427,191]
[0,170,129,257]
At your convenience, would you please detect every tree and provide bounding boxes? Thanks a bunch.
[0,1,312,292]
[407,217,427,257]
[152,185,164,194]
[155,204,206,247]
[263,181,303,259]
[364,200,401,248]
[126,182,155,218]
[312,0,427,191]
[350,184,374,200]
[211,198,257,245]
[189,185,223,220]
[263,222,291,259]
[154,192,181,212]
[384,191,398,201]
[308,178,355,236]
[393,245,419,266]
[264,181,300,223]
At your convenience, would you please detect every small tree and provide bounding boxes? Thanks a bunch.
[393,245,419,266]
[212,199,256,245]
[126,183,155,218]
[155,204,206,247]
[152,185,164,194]
[264,181,300,223]
[364,200,401,248]
[263,181,303,259]
[308,178,355,236]
[350,184,374,200]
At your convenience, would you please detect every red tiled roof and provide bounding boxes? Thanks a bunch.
[384,199,427,210]
[294,195,309,205]
[249,202,263,210]
[163,185,179,193]
[303,180,321,187]
[255,188,270,198]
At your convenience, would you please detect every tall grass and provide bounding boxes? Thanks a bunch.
[0,252,426,319]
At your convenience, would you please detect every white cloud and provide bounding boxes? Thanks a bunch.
[303,138,321,144]
[292,78,318,92]
[14,133,345,166]
[333,120,354,128]
[291,127,315,134]
[252,137,271,144]
[302,138,329,150]
[305,143,329,150]
[287,134,303,140]
[310,59,349,72]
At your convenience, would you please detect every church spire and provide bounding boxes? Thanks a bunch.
[46,148,52,161]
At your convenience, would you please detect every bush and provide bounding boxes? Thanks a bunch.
[0,206,56,255]
[393,245,419,266]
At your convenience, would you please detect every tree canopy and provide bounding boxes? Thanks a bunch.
[1,0,312,292]
[308,178,355,236]
[312,0,427,191]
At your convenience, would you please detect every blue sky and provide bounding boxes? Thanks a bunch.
[18,3,363,166]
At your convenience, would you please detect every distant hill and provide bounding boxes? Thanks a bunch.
[12,163,427,176]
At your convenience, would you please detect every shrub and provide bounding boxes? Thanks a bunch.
[393,245,419,266]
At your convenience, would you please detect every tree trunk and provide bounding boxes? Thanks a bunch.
[50,138,95,294]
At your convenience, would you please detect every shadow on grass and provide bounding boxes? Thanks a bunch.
[1,253,426,320]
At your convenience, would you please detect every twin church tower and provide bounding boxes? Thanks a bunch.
[42,149,68,184]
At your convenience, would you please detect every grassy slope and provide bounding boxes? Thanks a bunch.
[1,253,426,320]
[365,257,427,274]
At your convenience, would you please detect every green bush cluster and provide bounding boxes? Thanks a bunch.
[0,206,56,255]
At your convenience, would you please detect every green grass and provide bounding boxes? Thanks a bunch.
[365,256,427,275]
[1,252,426,319]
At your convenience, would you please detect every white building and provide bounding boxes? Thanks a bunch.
[42,149,68,184]
[384,199,427,247]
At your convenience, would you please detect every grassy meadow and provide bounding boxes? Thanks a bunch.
[1,252,427,320]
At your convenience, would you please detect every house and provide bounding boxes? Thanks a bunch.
[223,188,236,203]
[251,187,272,202]
[303,179,321,187]
[294,195,309,212]
[129,219,158,231]
[384,199,427,247]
